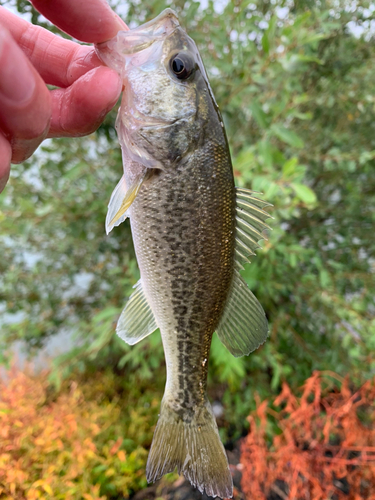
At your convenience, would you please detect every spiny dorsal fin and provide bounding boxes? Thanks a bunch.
[105,172,146,234]
[116,280,158,345]
[235,187,272,269]
[216,270,268,357]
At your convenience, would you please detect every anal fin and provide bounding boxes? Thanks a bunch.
[116,280,158,345]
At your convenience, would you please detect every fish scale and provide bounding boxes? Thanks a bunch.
[96,8,272,498]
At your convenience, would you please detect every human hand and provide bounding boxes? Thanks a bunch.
[0,0,128,192]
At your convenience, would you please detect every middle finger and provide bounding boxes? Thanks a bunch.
[0,26,51,163]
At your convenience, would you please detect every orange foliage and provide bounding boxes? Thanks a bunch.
[0,367,149,499]
[241,371,375,500]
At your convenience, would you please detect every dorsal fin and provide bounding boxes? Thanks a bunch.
[216,187,272,356]
[234,187,273,270]
[116,280,158,345]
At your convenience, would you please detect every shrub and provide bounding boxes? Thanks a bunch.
[0,367,160,499]
[241,371,375,499]
[2,0,374,417]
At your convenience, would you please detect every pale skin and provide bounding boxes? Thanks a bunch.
[0,0,129,193]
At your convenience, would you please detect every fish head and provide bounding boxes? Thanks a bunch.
[96,9,215,171]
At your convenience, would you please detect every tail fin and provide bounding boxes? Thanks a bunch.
[146,398,233,498]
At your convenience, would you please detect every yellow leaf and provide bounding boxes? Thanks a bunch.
[32,480,44,488]
[105,468,115,477]
[117,450,126,462]
[26,490,39,500]
[43,484,53,495]
[46,465,56,474]
[10,482,16,495]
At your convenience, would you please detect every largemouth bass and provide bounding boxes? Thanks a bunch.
[96,9,271,498]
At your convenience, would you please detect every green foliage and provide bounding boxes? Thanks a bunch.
[1,0,374,443]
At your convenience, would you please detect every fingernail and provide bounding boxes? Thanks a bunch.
[110,70,122,98]
[115,16,129,31]
[101,0,128,31]
[0,28,36,103]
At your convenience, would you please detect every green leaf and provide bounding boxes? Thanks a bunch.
[291,183,317,204]
[299,33,328,45]
[234,147,256,173]
[293,11,311,28]
[319,269,331,288]
[290,253,297,268]
[294,54,323,64]
[262,14,277,55]
[282,157,298,177]
[262,31,269,54]
[271,125,304,148]
[250,102,268,129]
[63,161,87,181]
[92,307,120,325]
[252,176,271,193]
[259,138,273,168]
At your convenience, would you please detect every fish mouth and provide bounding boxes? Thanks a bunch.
[117,9,179,54]
[96,9,180,72]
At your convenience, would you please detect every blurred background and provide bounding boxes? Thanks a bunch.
[0,0,374,498]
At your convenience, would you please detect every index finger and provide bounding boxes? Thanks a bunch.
[0,7,102,88]
[31,0,128,43]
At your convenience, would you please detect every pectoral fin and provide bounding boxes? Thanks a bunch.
[105,173,146,234]
[116,280,158,345]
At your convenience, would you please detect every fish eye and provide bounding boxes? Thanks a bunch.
[170,52,195,80]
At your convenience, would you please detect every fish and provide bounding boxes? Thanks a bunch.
[95,9,271,499]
